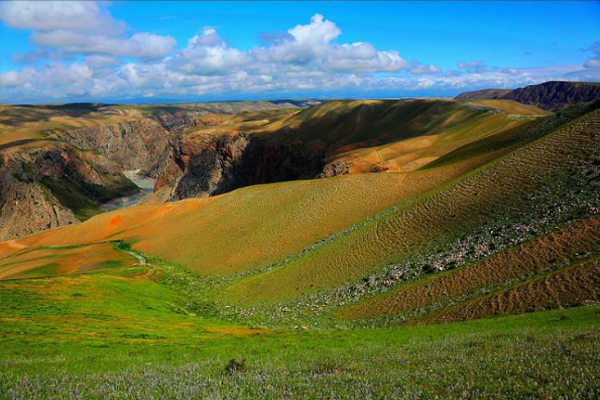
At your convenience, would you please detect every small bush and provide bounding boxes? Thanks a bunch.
[224,358,246,374]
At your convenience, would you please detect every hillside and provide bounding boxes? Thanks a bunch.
[0,101,315,239]
[2,101,598,323]
[1,95,599,400]
[455,89,512,100]
[456,81,600,110]
[0,98,542,239]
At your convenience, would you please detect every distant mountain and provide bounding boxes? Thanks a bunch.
[456,81,600,111]
[502,81,600,110]
[455,89,512,100]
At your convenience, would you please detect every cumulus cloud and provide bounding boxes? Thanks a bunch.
[563,41,600,81]
[0,1,119,33]
[1,1,175,59]
[0,3,593,103]
[254,14,408,72]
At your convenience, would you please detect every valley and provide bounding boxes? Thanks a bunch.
[1,81,599,399]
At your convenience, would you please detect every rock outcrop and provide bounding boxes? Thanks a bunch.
[456,81,600,110]
[0,142,137,240]
[169,132,325,199]
[54,120,177,178]
[502,81,600,111]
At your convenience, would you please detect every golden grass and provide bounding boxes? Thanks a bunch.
[0,106,139,148]
[12,172,439,275]
[221,110,600,302]
[331,111,531,173]
[467,99,552,117]
[8,102,532,277]
[0,243,135,280]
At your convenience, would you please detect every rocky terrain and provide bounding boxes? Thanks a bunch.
[1,88,598,239]
[53,120,176,178]
[0,142,137,239]
[456,81,600,110]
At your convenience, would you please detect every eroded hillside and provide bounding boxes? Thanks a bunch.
[1,98,546,239]
[2,100,598,327]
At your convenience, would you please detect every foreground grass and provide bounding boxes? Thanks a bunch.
[1,262,599,399]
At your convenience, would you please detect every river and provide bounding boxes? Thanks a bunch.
[100,170,156,211]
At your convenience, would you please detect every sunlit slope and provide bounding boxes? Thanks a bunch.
[1,104,589,284]
[11,167,473,275]
[342,215,600,322]
[466,99,552,117]
[263,99,543,173]
[318,100,550,173]
[0,242,135,280]
[223,109,600,302]
[6,102,546,277]
[0,266,266,344]
[0,104,140,149]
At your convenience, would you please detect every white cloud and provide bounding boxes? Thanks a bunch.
[0,1,119,33]
[0,5,594,103]
[1,1,175,59]
[410,63,442,75]
[174,29,249,75]
[253,14,408,72]
[83,55,120,69]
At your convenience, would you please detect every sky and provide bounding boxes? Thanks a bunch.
[0,1,599,104]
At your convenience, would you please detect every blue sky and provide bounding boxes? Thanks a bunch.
[0,1,599,103]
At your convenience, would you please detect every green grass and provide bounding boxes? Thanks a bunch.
[41,177,102,221]
[2,100,599,398]
[1,266,599,399]
[1,241,599,398]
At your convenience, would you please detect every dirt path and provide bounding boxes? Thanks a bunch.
[121,249,146,265]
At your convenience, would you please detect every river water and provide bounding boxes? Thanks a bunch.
[100,170,156,211]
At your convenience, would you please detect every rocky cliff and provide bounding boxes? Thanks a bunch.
[54,120,177,178]
[502,81,600,110]
[169,131,324,199]
[0,142,137,240]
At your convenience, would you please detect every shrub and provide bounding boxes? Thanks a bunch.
[224,358,246,374]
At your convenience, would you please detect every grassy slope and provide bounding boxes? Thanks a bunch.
[321,99,547,173]
[12,163,486,276]
[466,99,552,116]
[0,104,140,148]
[0,259,599,398]
[0,242,135,280]
[342,215,600,321]
[11,175,406,273]
[221,109,600,303]
[262,99,541,174]
[2,106,597,308]
[1,102,599,399]
[3,100,542,275]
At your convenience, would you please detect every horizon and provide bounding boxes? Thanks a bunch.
[3,80,599,107]
[0,1,599,104]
